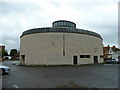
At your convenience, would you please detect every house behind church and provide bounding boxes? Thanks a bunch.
[103,45,120,60]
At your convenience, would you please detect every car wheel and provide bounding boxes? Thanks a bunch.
[2,69,5,75]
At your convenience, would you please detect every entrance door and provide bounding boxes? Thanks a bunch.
[94,56,98,63]
[73,56,78,65]
[21,55,25,64]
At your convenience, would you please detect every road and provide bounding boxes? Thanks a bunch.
[1,61,119,89]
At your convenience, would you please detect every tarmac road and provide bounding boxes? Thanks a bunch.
[1,61,119,88]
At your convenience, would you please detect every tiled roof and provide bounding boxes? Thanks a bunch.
[103,46,120,54]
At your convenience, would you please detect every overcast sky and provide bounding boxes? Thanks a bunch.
[0,0,119,52]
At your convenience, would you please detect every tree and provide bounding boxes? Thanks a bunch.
[10,49,17,56]
[17,50,20,57]
[0,50,8,59]
[2,50,8,56]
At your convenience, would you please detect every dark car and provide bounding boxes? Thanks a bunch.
[105,59,117,64]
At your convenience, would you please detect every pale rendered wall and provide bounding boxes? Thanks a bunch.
[20,33,103,65]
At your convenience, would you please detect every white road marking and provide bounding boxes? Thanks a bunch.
[13,85,19,88]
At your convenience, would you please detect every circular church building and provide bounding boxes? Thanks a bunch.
[20,20,103,65]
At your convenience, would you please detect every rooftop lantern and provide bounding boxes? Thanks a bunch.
[52,20,76,28]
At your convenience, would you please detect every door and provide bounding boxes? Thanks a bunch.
[73,56,78,65]
[94,56,98,63]
[21,55,25,64]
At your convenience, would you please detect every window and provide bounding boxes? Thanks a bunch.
[71,23,73,27]
[58,22,60,26]
[61,22,64,26]
[80,55,85,58]
[65,22,67,26]
[80,55,90,58]
[86,55,90,58]
[59,21,62,26]
[70,23,72,27]
[63,22,66,26]
[54,23,57,27]
[100,55,103,58]
[66,22,69,26]
[63,50,65,56]
[68,22,70,26]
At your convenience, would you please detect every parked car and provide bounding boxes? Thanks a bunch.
[105,59,117,64]
[0,65,10,75]
[112,59,120,64]
[116,59,120,64]
[3,56,11,60]
[117,61,120,64]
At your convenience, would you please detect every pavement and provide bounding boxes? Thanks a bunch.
[1,61,119,89]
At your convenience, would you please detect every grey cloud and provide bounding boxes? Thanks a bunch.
[0,0,118,51]
[1,2,42,15]
[2,35,20,51]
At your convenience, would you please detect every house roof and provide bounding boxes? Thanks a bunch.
[111,46,120,52]
[103,45,120,54]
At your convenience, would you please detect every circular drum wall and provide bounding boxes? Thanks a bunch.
[20,32,103,65]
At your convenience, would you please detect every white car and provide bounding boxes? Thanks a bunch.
[0,65,10,75]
